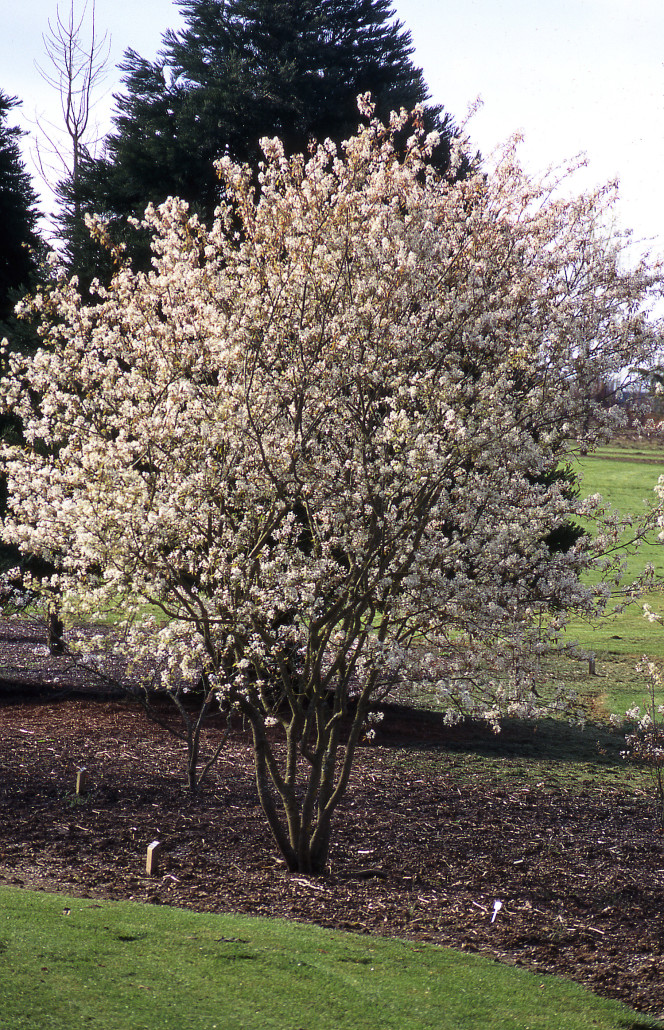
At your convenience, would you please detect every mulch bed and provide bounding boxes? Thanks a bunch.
[1,618,663,1022]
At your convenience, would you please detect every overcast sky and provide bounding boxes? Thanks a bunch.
[2,0,663,259]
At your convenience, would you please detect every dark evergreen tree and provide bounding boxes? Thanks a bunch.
[0,92,42,335]
[0,91,44,572]
[162,0,453,176]
[60,0,464,277]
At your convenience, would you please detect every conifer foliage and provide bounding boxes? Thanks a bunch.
[0,91,43,572]
[0,92,41,333]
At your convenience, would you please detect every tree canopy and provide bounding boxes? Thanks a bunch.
[3,104,660,872]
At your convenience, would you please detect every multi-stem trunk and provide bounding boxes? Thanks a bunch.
[242,683,371,874]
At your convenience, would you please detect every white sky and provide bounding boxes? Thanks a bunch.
[2,0,663,260]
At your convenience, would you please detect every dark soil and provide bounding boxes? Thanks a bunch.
[1,619,663,1023]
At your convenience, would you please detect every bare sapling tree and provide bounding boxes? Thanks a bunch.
[1,99,662,873]
[34,0,110,221]
[30,2,110,646]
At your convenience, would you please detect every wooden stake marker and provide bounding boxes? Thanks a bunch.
[76,768,89,795]
[146,840,162,876]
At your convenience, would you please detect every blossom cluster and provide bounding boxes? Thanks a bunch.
[1,101,662,722]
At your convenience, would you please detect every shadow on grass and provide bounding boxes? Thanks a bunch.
[374,701,629,767]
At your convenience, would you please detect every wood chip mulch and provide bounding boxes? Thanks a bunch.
[0,619,663,1023]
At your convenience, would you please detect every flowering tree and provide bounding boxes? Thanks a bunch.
[1,100,661,873]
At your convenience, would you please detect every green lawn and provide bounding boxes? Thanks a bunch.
[0,887,658,1030]
[563,442,664,660]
